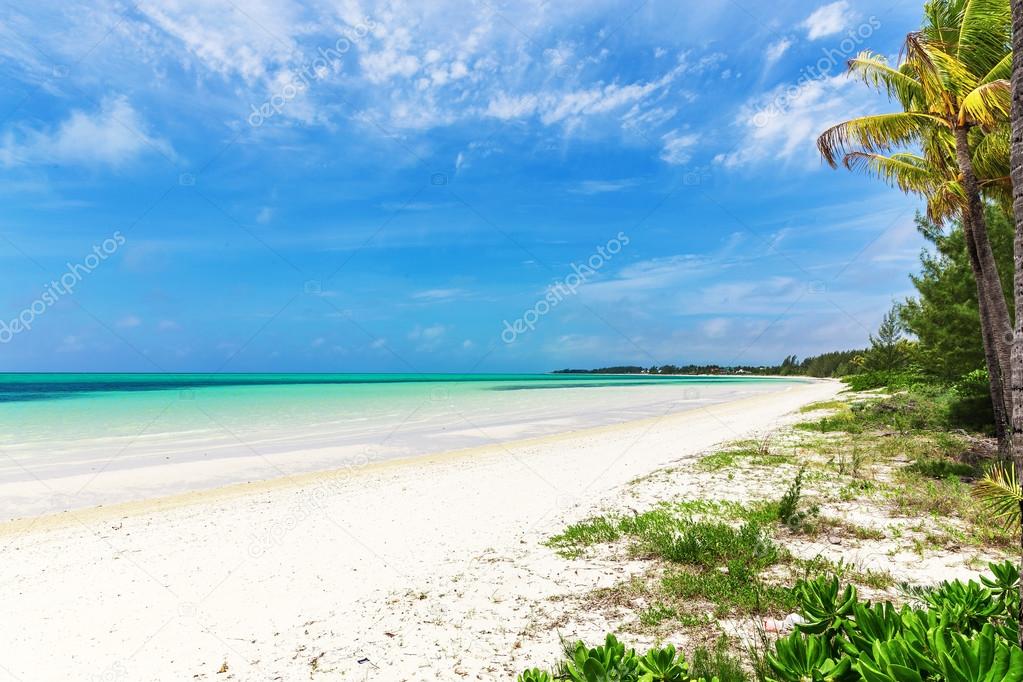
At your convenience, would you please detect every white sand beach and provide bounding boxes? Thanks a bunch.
[0,380,839,681]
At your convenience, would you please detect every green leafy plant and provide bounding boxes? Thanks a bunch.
[563,634,640,682]
[973,463,1023,526]
[777,468,818,531]
[636,644,688,681]
[764,631,850,682]
[517,669,553,682]
[793,575,857,637]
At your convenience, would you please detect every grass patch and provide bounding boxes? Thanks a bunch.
[793,555,895,590]
[698,438,794,472]
[545,516,622,557]
[697,449,741,472]
[627,516,778,568]
[661,563,796,617]
[547,501,782,558]
[689,637,749,682]
[799,399,849,413]
[813,516,887,541]
[795,413,862,434]
[908,459,977,479]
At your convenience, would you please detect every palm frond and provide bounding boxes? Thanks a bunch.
[915,39,981,105]
[927,179,968,223]
[959,79,1010,125]
[980,52,1012,84]
[972,124,1010,179]
[842,152,938,195]
[972,463,1023,527]
[847,52,924,108]
[957,0,1012,75]
[817,112,946,167]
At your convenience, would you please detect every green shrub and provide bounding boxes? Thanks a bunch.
[777,467,818,531]
[948,368,995,432]
[762,562,1023,682]
[842,370,925,391]
[908,458,977,479]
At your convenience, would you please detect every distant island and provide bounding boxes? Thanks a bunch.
[553,349,864,378]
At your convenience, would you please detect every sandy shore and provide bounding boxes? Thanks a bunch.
[0,379,839,681]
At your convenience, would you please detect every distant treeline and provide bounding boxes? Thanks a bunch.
[554,349,865,378]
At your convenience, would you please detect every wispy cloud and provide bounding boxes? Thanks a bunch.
[568,179,641,195]
[765,38,792,65]
[0,95,174,167]
[411,288,468,302]
[801,1,853,40]
[715,76,875,168]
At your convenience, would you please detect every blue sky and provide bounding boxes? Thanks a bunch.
[0,0,926,372]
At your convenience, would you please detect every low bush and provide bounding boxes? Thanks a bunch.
[948,368,995,433]
[907,458,977,479]
[517,633,741,682]
[547,504,779,567]
[762,561,1022,681]
[842,371,926,391]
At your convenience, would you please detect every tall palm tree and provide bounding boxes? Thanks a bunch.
[841,127,1014,450]
[1006,0,1023,646]
[817,2,1014,451]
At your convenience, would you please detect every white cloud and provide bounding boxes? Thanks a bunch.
[701,318,731,339]
[56,335,84,353]
[569,179,640,195]
[659,130,698,165]
[137,0,304,82]
[484,93,539,120]
[0,96,174,167]
[256,207,274,224]
[765,38,792,65]
[361,49,421,84]
[408,323,447,351]
[715,76,873,169]
[409,323,446,340]
[411,288,467,302]
[116,315,142,329]
[801,2,853,40]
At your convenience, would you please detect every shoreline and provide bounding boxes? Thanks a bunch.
[0,379,840,681]
[0,378,827,529]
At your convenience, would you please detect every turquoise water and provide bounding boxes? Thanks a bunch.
[0,373,807,518]
[0,373,797,444]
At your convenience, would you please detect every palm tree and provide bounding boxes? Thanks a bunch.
[840,126,1014,451]
[816,1,1014,452]
[1006,0,1023,647]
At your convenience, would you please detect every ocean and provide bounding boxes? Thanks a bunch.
[0,373,805,518]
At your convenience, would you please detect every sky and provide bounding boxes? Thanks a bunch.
[0,0,927,373]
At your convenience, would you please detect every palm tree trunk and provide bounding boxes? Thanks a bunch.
[954,126,1015,442]
[1007,0,1023,648]
[964,212,1011,457]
